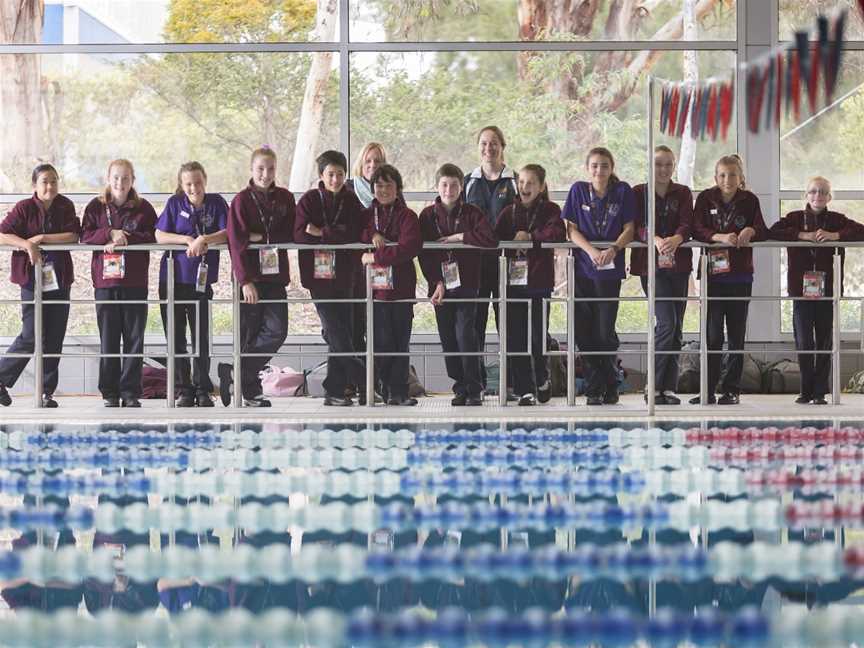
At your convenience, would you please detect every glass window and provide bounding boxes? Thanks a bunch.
[0,52,340,194]
[780,52,864,191]
[778,199,864,333]
[349,50,736,193]
[13,0,337,45]
[350,0,736,42]
[779,0,863,41]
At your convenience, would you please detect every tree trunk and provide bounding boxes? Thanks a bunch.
[288,0,338,192]
[0,0,45,192]
[676,0,698,188]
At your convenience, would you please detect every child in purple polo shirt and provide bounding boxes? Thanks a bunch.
[0,164,80,408]
[562,147,636,406]
[155,162,228,408]
[81,159,157,408]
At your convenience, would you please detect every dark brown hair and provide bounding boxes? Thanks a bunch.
[585,147,620,185]
[175,161,207,196]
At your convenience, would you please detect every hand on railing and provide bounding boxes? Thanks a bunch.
[799,229,840,243]
[242,282,259,304]
[187,235,209,257]
[21,239,41,266]
[371,232,386,249]
[430,282,445,306]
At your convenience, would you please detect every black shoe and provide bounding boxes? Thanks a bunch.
[0,384,10,407]
[644,392,667,405]
[812,396,828,405]
[357,392,383,406]
[465,396,483,406]
[103,397,120,408]
[324,395,353,407]
[795,394,812,405]
[536,381,551,404]
[218,363,233,407]
[122,397,141,408]
[197,393,215,407]
[41,395,58,409]
[243,395,271,407]
[717,392,739,405]
[603,389,619,405]
[661,392,681,405]
[451,394,468,406]
[518,393,536,406]
[586,395,604,406]
[689,394,716,405]
[175,394,196,408]
[387,396,418,406]
[506,390,519,403]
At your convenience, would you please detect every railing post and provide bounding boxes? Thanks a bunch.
[365,263,375,407]
[699,253,708,405]
[566,253,576,406]
[833,252,841,405]
[232,274,243,408]
[498,253,508,407]
[33,256,44,408]
[646,77,656,416]
[166,251,176,408]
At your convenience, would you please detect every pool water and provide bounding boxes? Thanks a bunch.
[0,419,863,647]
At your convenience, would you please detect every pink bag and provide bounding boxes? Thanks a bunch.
[260,365,306,397]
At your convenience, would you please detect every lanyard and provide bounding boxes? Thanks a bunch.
[434,203,462,261]
[588,186,611,234]
[374,203,395,237]
[249,189,276,244]
[105,203,124,230]
[712,199,737,231]
[517,200,541,234]
[804,208,826,269]
[39,203,53,236]
[318,189,344,227]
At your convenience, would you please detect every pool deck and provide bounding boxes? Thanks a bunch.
[1,393,863,423]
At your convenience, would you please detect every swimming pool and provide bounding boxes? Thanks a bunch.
[0,418,862,647]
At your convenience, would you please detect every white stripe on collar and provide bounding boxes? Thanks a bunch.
[469,166,516,180]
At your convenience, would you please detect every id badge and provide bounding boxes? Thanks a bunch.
[259,247,279,275]
[102,252,125,280]
[508,257,528,285]
[708,249,731,275]
[802,270,826,299]
[658,252,676,269]
[371,264,394,290]
[41,262,60,292]
[195,261,208,293]
[313,250,336,279]
[441,260,461,290]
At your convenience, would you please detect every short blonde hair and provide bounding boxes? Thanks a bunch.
[715,154,746,190]
[100,159,139,206]
[352,142,387,180]
[806,175,832,193]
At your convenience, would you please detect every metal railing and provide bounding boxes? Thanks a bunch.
[0,239,861,411]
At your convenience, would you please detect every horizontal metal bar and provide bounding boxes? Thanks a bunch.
[0,40,736,56]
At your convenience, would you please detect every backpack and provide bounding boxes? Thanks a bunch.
[260,365,308,397]
[761,359,801,394]
[849,370,864,394]
[141,365,167,399]
[677,341,700,393]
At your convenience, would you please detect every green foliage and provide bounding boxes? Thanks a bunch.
[164,0,316,42]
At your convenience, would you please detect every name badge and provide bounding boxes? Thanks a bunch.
[508,257,528,285]
[581,204,591,212]
[708,249,731,274]
[196,261,208,293]
[259,247,280,275]
[371,265,394,290]
[179,210,190,219]
[313,250,336,279]
[802,270,826,299]
[41,262,60,292]
[441,260,461,290]
[710,208,718,215]
[658,252,676,269]
[102,253,125,280]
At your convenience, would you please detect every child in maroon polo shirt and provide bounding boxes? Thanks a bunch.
[0,164,80,408]
[419,163,498,406]
[81,159,157,408]
[769,176,864,404]
[295,150,367,406]
[690,154,767,405]
[496,164,565,406]
[220,147,295,408]
[360,164,422,406]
